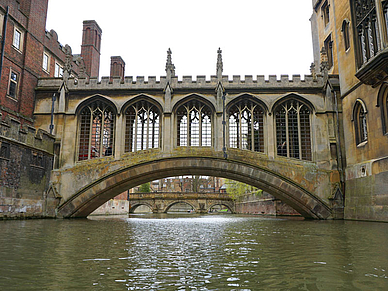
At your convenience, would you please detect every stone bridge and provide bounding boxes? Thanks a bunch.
[128,192,234,213]
[34,50,343,219]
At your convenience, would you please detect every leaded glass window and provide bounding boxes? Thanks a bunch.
[353,0,380,67]
[177,100,212,147]
[125,101,160,152]
[78,100,115,161]
[228,99,264,152]
[275,100,312,161]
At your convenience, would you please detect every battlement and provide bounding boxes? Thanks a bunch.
[37,74,325,91]
[0,114,54,154]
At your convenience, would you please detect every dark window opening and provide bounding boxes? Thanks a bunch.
[275,99,312,161]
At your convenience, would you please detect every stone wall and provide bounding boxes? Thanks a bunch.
[0,114,56,219]
[91,199,129,216]
[235,192,300,217]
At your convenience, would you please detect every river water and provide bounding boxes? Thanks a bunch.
[0,214,387,290]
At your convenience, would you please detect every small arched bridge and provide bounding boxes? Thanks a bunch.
[48,148,337,219]
[128,192,234,214]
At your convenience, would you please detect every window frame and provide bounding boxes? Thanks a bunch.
[352,99,368,146]
[124,100,161,153]
[342,19,351,51]
[322,1,330,27]
[377,82,388,135]
[176,99,213,147]
[42,52,50,72]
[7,69,19,99]
[54,62,63,77]
[324,34,334,69]
[227,97,265,153]
[77,100,116,161]
[12,27,23,51]
[274,99,313,161]
[0,13,4,40]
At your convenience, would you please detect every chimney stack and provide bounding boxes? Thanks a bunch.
[81,20,102,79]
[110,56,125,81]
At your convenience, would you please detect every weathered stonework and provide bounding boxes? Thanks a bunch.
[310,0,388,221]
[0,114,56,219]
[34,68,342,220]
[235,192,300,216]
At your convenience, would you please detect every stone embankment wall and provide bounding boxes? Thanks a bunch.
[235,192,300,216]
[0,115,55,219]
[90,199,129,216]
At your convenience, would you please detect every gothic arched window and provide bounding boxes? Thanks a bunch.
[78,100,115,161]
[177,99,212,147]
[228,99,264,152]
[353,100,368,145]
[342,20,350,51]
[275,99,312,161]
[125,100,160,152]
[378,83,388,135]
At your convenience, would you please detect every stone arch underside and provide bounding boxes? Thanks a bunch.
[129,202,153,213]
[164,201,196,213]
[56,157,332,219]
[207,201,235,213]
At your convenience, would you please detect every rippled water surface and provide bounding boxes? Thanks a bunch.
[0,214,387,290]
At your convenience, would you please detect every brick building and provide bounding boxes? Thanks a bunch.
[0,0,101,123]
[0,0,101,219]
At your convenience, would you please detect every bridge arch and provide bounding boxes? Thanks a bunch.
[56,156,332,219]
[164,201,196,213]
[207,202,235,213]
[129,202,153,213]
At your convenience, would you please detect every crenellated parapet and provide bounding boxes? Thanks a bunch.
[37,74,325,92]
[0,113,54,154]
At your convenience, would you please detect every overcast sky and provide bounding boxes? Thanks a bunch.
[46,0,314,80]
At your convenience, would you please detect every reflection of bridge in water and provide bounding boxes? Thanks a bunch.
[128,192,234,214]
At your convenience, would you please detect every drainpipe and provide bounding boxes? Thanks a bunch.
[333,89,345,201]
[49,93,56,134]
[222,92,227,159]
[0,6,9,83]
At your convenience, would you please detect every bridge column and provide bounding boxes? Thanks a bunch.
[163,113,173,152]
[266,112,275,159]
[114,114,124,158]
[214,113,223,151]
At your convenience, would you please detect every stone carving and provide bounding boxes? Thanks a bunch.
[165,48,176,81]
[217,47,223,80]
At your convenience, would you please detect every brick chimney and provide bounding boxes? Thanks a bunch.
[81,20,102,79]
[110,56,125,81]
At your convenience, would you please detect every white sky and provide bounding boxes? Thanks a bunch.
[46,0,314,79]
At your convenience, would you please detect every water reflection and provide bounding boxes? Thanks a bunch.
[0,215,387,290]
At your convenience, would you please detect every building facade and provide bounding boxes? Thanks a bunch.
[311,0,388,221]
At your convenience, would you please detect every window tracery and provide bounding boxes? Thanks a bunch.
[177,100,212,147]
[353,0,380,67]
[125,101,160,152]
[78,100,115,161]
[228,99,264,152]
[275,99,312,160]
